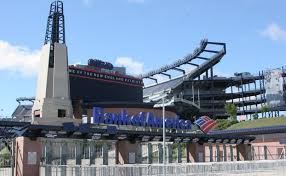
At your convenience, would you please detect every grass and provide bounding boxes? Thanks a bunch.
[227,116,286,130]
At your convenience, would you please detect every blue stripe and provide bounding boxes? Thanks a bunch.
[194,118,205,126]
[194,118,202,125]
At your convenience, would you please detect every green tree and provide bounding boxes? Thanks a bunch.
[261,104,269,118]
[224,103,237,121]
[0,147,11,167]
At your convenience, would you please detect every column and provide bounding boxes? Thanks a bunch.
[223,145,227,162]
[177,143,182,163]
[75,141,82,176]
[216,145,220,162]
[89,141,96,176]
[102,143,108,165]
[264,145,268,160]
[45,140,52,176]
[14,137,42,176]
[167,144,173,163]
[136,143,142,164]
[158,143,163,164]
[209,144,213,162]
[75,141,82,165]
[147,143,153,164]
[236,145,240,161]
[230,145,234,161]
[90,141,96,165]
[60,141,67,176]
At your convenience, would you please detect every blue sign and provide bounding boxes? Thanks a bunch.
[91,107,193,130]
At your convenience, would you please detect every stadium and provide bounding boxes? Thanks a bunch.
[1,1,286,176]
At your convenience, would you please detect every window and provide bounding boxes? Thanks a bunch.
[58,109,66,118]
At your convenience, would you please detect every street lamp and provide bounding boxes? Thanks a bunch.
[152,90,171,176]
[162,95,166,166]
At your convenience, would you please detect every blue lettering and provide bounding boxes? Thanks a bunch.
[165,118,172,128]
[118,109,128,125]
[104,113,113,124]
[138,112,145,126]
[112,113,120,124]
[146,112,155,127]
[92,107,194,130]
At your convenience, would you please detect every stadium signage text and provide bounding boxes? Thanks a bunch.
[92,107,193,130]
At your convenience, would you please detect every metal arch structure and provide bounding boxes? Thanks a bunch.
[44,0,65,45]
[44,0,66,68]
[139,39,226,82]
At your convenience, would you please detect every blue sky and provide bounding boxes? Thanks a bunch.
[0,0,286,116]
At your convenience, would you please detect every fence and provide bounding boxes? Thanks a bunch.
[40,159,286,176]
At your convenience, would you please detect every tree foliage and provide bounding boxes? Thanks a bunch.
[224,103,237,120]
[214,119,238,130]
[261,104,269,118]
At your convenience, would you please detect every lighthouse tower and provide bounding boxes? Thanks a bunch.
[32,1,73,123]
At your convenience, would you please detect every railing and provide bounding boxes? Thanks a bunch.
[0,167,12,176]
[40,159,286,176]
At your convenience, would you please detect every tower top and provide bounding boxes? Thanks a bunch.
[44,1,65,44]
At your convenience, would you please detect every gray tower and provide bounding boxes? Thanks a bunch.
[32,1,73,124]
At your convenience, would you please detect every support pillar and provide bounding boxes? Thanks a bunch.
[187,143,205,162]
[230,145,234,161]
[236,145,240,161]
[264,145,268,160]
[147,143,153,164]
[237,144,252,161]
[136,143,142,164]
[44,140,52,176]
[116,141,141,164]
[14,137,42,176]
[177,143,182,163]
[216,145,220,162]
[209,144,213,162]
[167,144,173,163]
[60,142,67,176]
[74,142,82,176]
[102,143,108,165]
[75,142,82,165]
[90,141,96,165]
[158,143,163,164]
[223,144,227,161]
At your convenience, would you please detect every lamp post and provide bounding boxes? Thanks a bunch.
[162,96,166,176]
[151,90,170,176]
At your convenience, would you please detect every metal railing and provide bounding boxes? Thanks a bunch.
[0,167,12,176]
[40,159,286,176]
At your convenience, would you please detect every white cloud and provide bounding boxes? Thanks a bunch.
[115,57,144,75]
[261,23,286,41]
[128,0,145,4]
[0,40,43,77]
